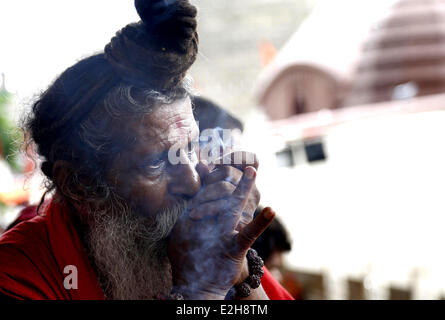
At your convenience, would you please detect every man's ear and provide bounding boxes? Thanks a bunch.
[52,160,84,202]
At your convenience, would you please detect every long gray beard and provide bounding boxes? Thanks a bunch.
[83,197,187,300]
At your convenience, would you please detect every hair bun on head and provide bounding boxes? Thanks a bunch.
[104,0,199,92]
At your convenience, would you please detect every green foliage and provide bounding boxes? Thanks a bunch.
[0,90,21,172]
[0,201,6,215]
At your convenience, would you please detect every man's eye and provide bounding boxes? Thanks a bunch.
[148,159,165,169]
[141,159,165,174]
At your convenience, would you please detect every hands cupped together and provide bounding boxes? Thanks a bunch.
[168,151,275,300]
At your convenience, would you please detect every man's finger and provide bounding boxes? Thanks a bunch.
[196,160,210,180]
[236,207,275,252]
[202,165,242,186]
[188,181,236,207]
[188,198,227,220]
[219,166,256,233]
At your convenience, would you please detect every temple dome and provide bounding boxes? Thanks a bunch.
[344,0,445,106]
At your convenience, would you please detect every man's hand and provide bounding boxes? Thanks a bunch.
[167,152,273,300]
[188,151,261,231]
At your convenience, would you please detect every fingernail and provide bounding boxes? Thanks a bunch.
[263,207,275,220]
[245,167,256,179]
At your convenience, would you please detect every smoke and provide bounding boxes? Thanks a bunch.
[167,125,246,166]
[199,127,228,163]
[171,209,241,298]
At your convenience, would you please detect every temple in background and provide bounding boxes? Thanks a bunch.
[255,0,445,118]
[247,0,445,299]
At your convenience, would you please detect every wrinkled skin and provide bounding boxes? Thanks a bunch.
[168,163,274,299]
[109,97,272,299]
[109,97,202,221]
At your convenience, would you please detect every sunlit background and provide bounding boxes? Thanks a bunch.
[2,0,445,299]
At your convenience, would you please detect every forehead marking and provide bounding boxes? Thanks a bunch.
[171,115,187,129]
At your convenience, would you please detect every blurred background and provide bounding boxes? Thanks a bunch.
[2,0,445,299]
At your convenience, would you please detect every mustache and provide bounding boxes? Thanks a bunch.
[142,199,188,244]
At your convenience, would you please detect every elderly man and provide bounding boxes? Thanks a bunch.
[0,0,292,300]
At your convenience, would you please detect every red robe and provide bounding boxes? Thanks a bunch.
[0,200,293,300]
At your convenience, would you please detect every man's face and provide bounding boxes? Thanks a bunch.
[110,97,201,219]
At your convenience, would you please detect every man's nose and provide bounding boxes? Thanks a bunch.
[168,150,201,198]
